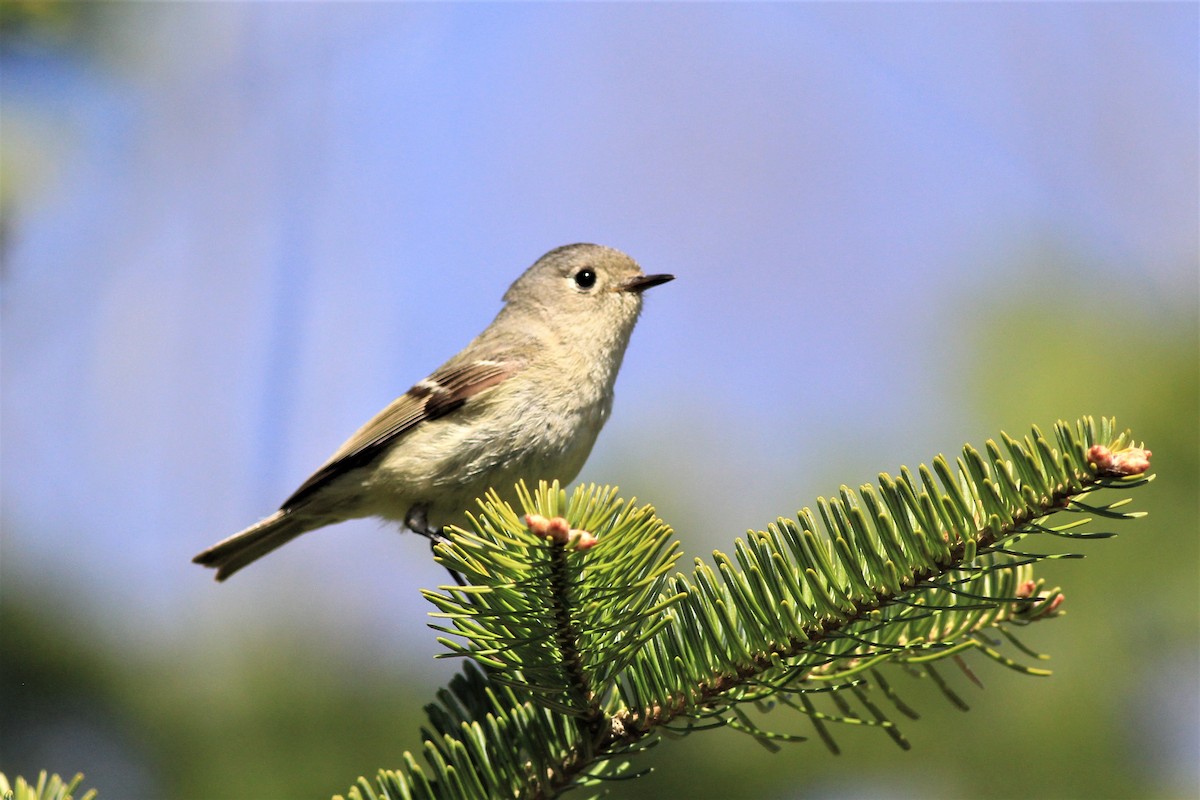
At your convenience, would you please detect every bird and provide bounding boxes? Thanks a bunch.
[193,243,673,581]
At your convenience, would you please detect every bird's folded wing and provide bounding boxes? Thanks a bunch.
[280,358,517,509]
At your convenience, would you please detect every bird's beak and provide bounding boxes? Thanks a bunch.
[622,273,675,293]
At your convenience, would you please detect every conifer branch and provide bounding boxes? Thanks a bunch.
[0,772,97,800]
[340,417,1153,800]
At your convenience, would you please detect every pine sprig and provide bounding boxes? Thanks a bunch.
[0,772,97,800]
[424,483,683,723]
[339,416,1152,800]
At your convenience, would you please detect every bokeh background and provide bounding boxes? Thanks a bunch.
[2,3,1196,799]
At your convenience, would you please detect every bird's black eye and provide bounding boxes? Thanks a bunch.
[573,268,597,290]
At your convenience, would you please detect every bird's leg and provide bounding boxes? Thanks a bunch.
[405,504,445,544]
[405,504,465,586]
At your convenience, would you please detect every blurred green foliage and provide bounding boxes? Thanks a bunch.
[0,1,76,42]
[1,586,431,798]
[0,0,102,255]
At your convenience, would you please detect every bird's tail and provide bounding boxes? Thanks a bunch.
[193,510,316,582]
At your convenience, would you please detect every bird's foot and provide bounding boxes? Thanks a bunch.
[405,505,465,586]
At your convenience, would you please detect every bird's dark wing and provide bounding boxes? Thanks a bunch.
[280,358,517,510]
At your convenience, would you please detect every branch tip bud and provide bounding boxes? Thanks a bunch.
[1087,445,1152,477]
[525,513,596,548]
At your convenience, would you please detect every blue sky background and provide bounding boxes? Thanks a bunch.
[2,4,1196,798]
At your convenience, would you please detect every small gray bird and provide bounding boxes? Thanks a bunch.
[193,243,673,581]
